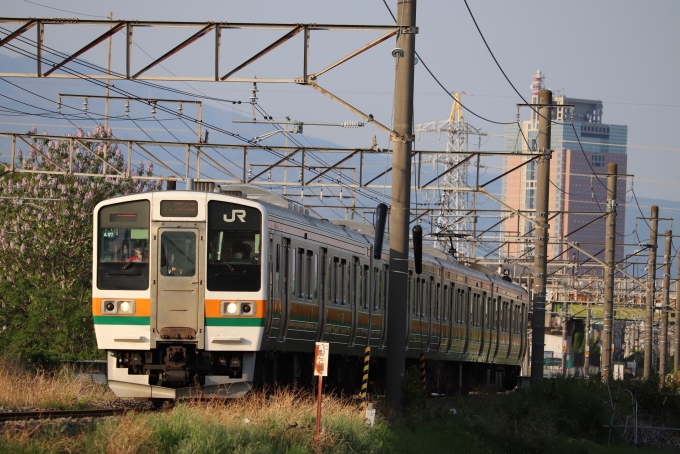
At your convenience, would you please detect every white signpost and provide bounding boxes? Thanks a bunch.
[314,342,329,443]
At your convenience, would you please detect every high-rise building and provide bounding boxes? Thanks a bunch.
[501,70,627,269]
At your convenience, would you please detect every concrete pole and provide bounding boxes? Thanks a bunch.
[530,89,552,385]
[585,299,591,372]
[644,205,659,379]
[675,249,680,374]
[561,288,568,376]
[105,12,113,131]
[659,230,671,379]
[386,0,416,413]
[601,163,618,380]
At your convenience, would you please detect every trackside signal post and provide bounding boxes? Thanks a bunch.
[386,0,416,414]
[530,89,552,386]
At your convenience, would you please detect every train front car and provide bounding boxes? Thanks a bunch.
[92,192,266,399]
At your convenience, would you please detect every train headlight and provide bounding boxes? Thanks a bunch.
[105,302,115,312]
[119,301,131,313]
[241,302,255,316]
[226,302,238,314]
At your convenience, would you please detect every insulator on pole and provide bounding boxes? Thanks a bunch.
[340,121,364,128]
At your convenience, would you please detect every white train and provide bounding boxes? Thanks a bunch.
[92,185,528,400]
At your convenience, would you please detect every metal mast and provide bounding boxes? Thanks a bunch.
[414,93,486,257]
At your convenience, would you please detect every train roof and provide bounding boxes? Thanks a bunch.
[97,186,526,295]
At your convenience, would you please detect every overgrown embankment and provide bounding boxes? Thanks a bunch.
[1,362,678,453]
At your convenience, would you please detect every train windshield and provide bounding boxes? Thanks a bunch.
[207,201,262,292]
[97,200,150,290]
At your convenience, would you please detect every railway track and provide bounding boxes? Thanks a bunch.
[0,408,150,423]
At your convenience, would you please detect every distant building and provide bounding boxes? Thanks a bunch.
[502,70,627,269]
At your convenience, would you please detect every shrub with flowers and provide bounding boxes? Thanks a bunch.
[0,125,162,364]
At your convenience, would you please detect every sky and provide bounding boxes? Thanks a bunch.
[2,0,680,217]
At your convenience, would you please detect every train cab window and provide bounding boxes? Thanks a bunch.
[97,200,150,290]
[207,201,262,292]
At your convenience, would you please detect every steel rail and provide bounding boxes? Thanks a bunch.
[0,408,153,422]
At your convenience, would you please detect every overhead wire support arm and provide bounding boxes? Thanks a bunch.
[220,25,303,80]
[0,19,36,48]
[307,82,400,139]
[132,23,214,79]
[43,22,126,77]
[304,29,398,80]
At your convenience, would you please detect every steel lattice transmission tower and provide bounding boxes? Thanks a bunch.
[414,94,486,257]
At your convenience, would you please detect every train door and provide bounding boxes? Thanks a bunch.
[433,281,443,352]
[278,237,291,342]
[156,227,201,338]
[265,234,275,338]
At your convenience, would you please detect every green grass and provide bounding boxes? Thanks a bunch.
[1,374,679,453]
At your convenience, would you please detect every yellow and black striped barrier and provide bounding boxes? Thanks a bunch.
[360,346,370,414]
[419,353,426,391]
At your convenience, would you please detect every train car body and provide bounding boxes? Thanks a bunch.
[92,187,528,399]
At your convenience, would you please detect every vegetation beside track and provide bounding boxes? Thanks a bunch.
[1,362,679,453]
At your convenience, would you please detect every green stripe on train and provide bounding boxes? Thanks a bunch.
[93,316,150,325]
[205,318,265,327]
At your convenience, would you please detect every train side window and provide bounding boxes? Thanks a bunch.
[306,251,314,300]
[372,267,379,311]
[414,278,420,316]
[340,258,348,305]
[363,265,369,309]
[349,257,358,308]
[435,282,441,320]
[407,271,413,316]
[291,247,296,296]
[319,249,327,303]
[443,285,448,321]
[274,244,280,298]
[470,294,475,326]
[332,257,339,304]
[296,248,304,299]
[382,265,389,310]
[312,253,318,300]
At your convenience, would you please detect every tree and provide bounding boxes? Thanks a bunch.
[0,125,161,364]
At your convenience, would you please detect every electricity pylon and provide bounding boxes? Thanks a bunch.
[414,93,486,258]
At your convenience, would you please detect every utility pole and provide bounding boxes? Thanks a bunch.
[530,89,552,386]
[675,249,680,375]
[585,298,591,373]
[659,230,672,379]
[644,205,659,379]
[601,162,618,380]
[105,12,113,131]
[386,0,416,413]
[561,285,568,376]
